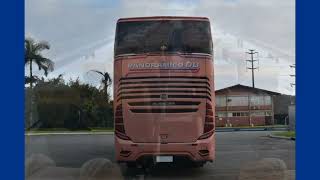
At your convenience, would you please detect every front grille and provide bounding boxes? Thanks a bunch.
[168,95,211,101]
[120,76,209,80]
[128,101,201,106]
[117,76,212,113]
[118,90,211,96]
[130,108,198,113]
[118,95,211,101]
[120,80,210,86]
[119,85,210,91]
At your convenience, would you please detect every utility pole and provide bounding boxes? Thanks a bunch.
[246,49,259,88]
[289,64,296,105]
[290,64,295,87]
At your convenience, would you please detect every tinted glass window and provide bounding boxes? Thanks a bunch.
[115,20,212,56]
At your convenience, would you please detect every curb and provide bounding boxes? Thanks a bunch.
[216,127,288,132]
[25,131,114,136]
[268,134,295,141]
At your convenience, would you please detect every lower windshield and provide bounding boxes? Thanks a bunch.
[115,20,212,56]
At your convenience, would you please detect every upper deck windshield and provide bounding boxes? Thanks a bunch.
[115,20,213,56]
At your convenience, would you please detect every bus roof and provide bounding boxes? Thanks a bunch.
[117,16,210,23]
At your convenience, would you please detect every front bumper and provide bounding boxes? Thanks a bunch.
[115,133,215,162]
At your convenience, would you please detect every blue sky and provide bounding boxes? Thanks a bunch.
[25,0,295,96]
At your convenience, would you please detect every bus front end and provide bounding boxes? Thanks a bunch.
[113,16,215,167]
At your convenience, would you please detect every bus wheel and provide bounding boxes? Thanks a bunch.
[193,162,205,168]
[126,162,137,168]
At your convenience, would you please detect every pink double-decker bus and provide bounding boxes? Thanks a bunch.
[113,16,215,168]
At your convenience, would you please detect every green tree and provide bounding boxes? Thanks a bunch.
[25,37,54,88]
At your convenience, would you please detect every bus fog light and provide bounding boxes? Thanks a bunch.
[120,150,132,157]
[198,150,209,156]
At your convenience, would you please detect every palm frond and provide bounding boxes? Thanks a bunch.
[34,41,50,52]
[25,37,54,76]
[89,70,112,87]
[34,56,54,76]
[104,72,112,85]
[104,72,111,80]
[90,70,104,76]
[25,38,34,48]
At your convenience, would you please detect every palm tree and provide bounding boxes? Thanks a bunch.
[25,37,54,129]
[25,37,54,88]
[90,70,112,101]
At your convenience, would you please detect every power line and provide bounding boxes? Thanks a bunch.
[246,49,259,88]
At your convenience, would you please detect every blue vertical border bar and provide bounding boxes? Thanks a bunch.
[0,0,24,179]
[296,0,320,179]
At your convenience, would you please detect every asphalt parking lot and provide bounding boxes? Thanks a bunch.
[25,131,295,180]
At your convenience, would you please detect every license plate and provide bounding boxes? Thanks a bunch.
[156,156,173,163]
